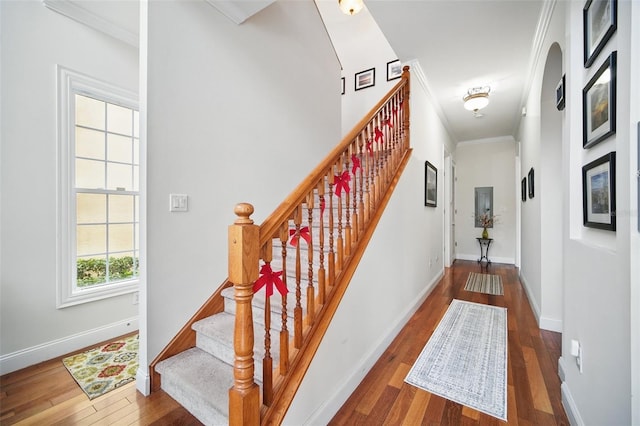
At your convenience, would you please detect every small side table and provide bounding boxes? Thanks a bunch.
[476,238,493,265]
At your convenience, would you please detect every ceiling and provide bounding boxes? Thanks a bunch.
[60,0,546,144]
[364,1,545,143]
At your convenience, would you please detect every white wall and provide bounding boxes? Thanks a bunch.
[142,0,341,381]
[0,0,139,374]
[519,0,636,423]
[284,46,454,426]
[454,137,517,264]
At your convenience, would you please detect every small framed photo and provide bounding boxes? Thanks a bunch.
[341,77,345,95]
[582,151,616,230]
[583,0,617,68]
[556,74,565,111]
[528,168,535,199]
[583,51,616,148]
[424,161,437,207]
[521,177,527,202]
[355,68,375,91]
[386,60,402,81]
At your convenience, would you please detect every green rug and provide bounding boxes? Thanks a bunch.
[62,334,138,400]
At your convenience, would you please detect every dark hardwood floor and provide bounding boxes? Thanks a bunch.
[329,260,569,425]
[1,260,568,425]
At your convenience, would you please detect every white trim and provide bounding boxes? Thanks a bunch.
[304,269,444,425]
[136,368,151,396]
[561,378,586,426]
[519,271,542,324]
[539,316,563,333]
[203,0,275,25]
[457,135,516,146]
[42,0,138,47]
[56,65,139,308]
[0,317,138,375]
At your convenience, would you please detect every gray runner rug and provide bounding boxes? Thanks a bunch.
[464,272,504,295]
[405,299,508,421]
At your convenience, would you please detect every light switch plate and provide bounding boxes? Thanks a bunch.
[170,194,188,212]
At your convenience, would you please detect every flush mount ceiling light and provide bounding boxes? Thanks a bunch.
[338,0,364,15]
[463,86,491,112]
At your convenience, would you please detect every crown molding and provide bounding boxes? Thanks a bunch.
[42,0,138,47]
[204,0,275,25]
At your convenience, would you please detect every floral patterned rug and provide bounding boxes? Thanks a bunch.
[62,334,138,400]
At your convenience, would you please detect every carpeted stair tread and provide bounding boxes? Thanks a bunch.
[155,347,232,426]
[192,312,281,379]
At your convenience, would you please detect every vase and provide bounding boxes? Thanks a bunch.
[482,227,489,239]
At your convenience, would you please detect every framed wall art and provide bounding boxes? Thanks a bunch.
[387,60,402,81]
[355,68,375,91]
[582,151,616,231]
[521,177,527,202]
[583,0,617,68]
[583,51,616,148]
[424,161,437,207]
[528,168,535,199]
[341,77,345,95]
[556,74,565,111]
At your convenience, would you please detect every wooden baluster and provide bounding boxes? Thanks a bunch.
[278,224,289,376]
[343,152,352,257]
[402,66,411,151]
[364,124,373,225]
[350,141,359,245]
[357,135,365,234]
[228,203,260,426]
[335,162,344,272]
[327,168,336,287]
[317,181,326,305]
[260,241,273,407]
[306,192,315,322]
[293,207,303,349]
[374,117,382,206]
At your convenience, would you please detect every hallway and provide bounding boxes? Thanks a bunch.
[329,260,569,425]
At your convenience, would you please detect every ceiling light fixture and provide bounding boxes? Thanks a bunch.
[338,0,364,15]
[463,86,491,112]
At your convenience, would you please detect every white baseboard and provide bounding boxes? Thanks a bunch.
[0,317,139,375]
[540,316,563,333]
[455,253,515,265]
[561,376,585,426]
[136,368,151,396]
[519,272,541,322]
[304,269,444,425]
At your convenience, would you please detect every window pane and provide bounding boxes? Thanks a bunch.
[109,224,134,252]
[107,103,132,136]
[133,138,139,165]
[77,193,106,224]
[77,255,107,287]
[77,224,106,256]
[75,95,105,130]
[134,224,139,251]
[133,165,139,191]
[108,252,137,282]
[107,162,132,190]
[107,134,133,163]
[134,195,139,222]
[76,158,105,189]
[76,127,105,160]
[109,194,134,223]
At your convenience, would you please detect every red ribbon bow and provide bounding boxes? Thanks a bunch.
[366,139,373,156]
[253,263,286,297]
[351,154,361,175]
[374,127,384,144]
[334,170,351,196]
[383,116,393,128]
[289,226,311,247]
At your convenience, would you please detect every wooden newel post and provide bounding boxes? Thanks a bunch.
[228,203,260,426]
[401,65,411,150]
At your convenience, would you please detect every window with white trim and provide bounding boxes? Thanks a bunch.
[58,66,139,307]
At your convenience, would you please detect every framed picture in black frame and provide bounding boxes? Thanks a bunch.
[583,51,616,148]
[424,161,437,207]
[521,177,527,202]
[386,60,402,81]
[355,68,375,91]
[583,0,617,68]
[556,74,566,111]
[341,77,345,95]
[582,151,616,231]
[528,168,535,199]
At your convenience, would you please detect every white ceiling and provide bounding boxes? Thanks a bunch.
[60,0,546,144]
[365,0,546,143]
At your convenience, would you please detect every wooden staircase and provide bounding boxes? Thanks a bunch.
[150,67,412,425]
